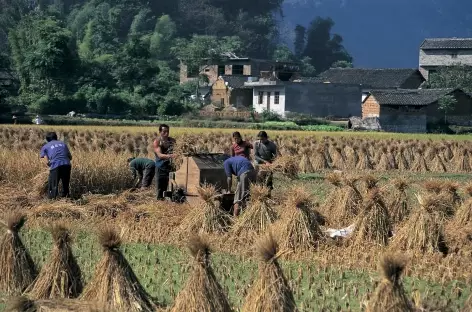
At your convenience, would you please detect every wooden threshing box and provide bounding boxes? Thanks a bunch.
[175,153,228,196]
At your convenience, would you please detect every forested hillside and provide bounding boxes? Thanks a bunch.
[0,0,351,116]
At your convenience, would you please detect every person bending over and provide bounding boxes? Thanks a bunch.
[128,157,156,189]
[224,156,257,217]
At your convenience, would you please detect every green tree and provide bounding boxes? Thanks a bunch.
[438,94,457,124]
[272,45,294,62]
[427,65,472,92]
[303,17,352,73]
[293,24,306,59]
[331,60,353,68]
[300,56,316,77]
[150,15,176,60]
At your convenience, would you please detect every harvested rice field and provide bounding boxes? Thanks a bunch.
[0,125,472,311]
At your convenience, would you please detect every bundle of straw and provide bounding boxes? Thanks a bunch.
[270,155,299,179]
[241,233,297,312]
[26,225,82,299]
[31,171,49,198]
[430,154,447,172]
[311,146,330,170]
[388,178,410,224]
[441,181,462,210]
[353,188,391,246]
[334,177,362,221]
[0,213,37,295]
[298,148,314,174]
[454,183,472,226]
[171,136,198,171]
[170,236,231,312]
[177,184,232,235]
[322,172,344,217]
[231,185,278,238]
[275,187,324,251]
[81,228,155,312]
[454,149,471,172]
[356,147,373,170]
[6,296,107,312]
[390,194,448,254]
[366,254,413,312]
[411,150,429,172]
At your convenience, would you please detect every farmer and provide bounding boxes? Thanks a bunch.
[224,155,257,217]
[153,124,176,200]
[230,131,253,159]
[12,115,17,125]
[128,157,156,189]
[254,131,277,196]
[40,132,72,199]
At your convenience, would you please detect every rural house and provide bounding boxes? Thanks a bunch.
[210,76,253,108]
[315,68,425,102]
[180,53,300,86]
[244,79,361,118]
[419,38,472,80]
[362,88,472,133]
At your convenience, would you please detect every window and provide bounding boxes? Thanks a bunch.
[267,92,271,105]
[232,65,243,75]
[218,65,225,76]
[220,98,225,106]
[258,92,263,104]
[274,91,280,104]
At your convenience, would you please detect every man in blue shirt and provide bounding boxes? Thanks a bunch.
[40,132,72,199]
[224,156,257,216]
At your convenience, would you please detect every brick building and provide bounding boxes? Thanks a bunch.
[419,38,472,80]
[211,76,252,108]
[362,88,472,133]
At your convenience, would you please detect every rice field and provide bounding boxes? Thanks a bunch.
[0,125,472,311]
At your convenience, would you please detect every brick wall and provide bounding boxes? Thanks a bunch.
[362,96,380,118]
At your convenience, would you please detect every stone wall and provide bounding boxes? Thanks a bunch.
[379,106,427,133]
[284,83,361,118]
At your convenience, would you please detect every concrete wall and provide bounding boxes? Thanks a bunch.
[379,106,427,133]
[252,85,286,117]
[284,83,362,118]
[419,49,472,80]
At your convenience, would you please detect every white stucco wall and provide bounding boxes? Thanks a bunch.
[252,86,286,117]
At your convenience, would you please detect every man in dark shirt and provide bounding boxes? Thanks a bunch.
[153,124,176,199]
[254,131,277,195]
[224,156,257,216]
[128,157,156,189]
[40,132,72,199]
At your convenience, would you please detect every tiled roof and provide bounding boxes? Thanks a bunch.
[369,88,456,106]
[316,68,422,89]
[221,75,251,89]
[420,38,472,49]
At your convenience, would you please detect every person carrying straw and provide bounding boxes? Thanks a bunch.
[254,131,277,197]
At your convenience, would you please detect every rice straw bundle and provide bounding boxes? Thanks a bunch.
[270,155,299,179]
[322,172,344,213]
[170,236,231,312]
[330,147,345,170]
[363,175,379,192]
[366,254,413,312]
[454,148,471,172]
[423,180,443,195]
[6,296,107,312]
[177,184,232,235]
[356,147,373,170]
[275,187,324,251]
[454,183,472,226]
[311,146,330,170]
[81,228,155,312]
[430,154,447,172]
[411,150,429,172]
[396,146,410,171]
[0,213,37,295]
[298,148,314,174]
[344,145,359,168]
[334,176,362,221]
[441,181,462,210]
[388,178,410,224]
[171,135,196,171]
[241,233,297,312]
[353,188,391,246]
[26,225,82,299]
[231,185,278,238]
[31,171,49,198]
[390,194,448,254]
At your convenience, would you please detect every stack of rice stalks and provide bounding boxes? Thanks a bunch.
[170,236,231,312]
[333,176,362,222]
[298,148,314,174]
[455,183,472,226]
[177,184,232,236]
[241,233,297,312]
[231,185,278,240]
[26,225,82,299]
[388,178,410,224]
[353,188,391,246]
[270,155,299,179]
[366,254,414,312]
[31,171,49,199]
[81,228,155,312]
[391,194,449,254]
[274,187,324,252]
[0,213,37,295]
[6,296,106,312]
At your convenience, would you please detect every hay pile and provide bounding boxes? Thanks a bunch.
[81,228,155,312]
[31,171,49,198]
[322,173,343,213]
[170,236,231,312]
[353,188,391,246]
[311,146,329,170]
[241,233,297,312]
[388,178,410,224]
[298,148,314,174]
[177,184,232,236]
[366,254,413,312]
[270,155,299,179]
[455,183,472,226]
[391,194,448,254]
[275,187,324,251]
[334,176,362,221]
[231,185,278,238]
[26,225,82,299]
[0,213,37,295]
[5,296,106,312]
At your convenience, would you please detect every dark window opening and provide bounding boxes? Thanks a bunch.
[258,92,263,104]
[232,65,243,75]
[220,98,225,106]
[274,92,280,104]
[218,65,225,76]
